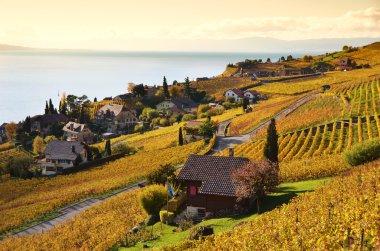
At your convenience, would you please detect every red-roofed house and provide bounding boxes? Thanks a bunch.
[224,89,245,102]
[177,153,251,218]
[243,90,260,103]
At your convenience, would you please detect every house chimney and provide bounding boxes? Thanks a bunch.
[228,147,234,157]
[72,145,75,153]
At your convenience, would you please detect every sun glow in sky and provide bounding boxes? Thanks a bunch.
[0,0,379,50]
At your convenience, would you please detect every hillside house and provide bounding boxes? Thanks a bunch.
[335,57,353,71]
[177,153,250,218]
[156,98,198,114]
[63,121,94,143]
[37,140,87,175]
[31,114,67,135]
[95,104,139,133]
[224,89,245,102]
[243,90,260,103]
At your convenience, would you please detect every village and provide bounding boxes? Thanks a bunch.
[0,42,379,250]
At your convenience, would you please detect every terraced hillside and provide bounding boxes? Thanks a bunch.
[219,115,380,161]
[162,162,380,251]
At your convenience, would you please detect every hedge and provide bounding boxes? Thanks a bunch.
[344,137,380,166]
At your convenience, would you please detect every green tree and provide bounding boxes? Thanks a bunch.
[45,101,49,115]
[22,116,31,133]
[105,139,111,156]
[163,76,170,98]
[286,55,293,61]
[342,45,349,51]
[263,118,279,163]
[178,127,183,146]
[280,56,285,61]
[6,156,33,178]
[199,119,218,139]
[48,98,56,114]
[242,97,249,111]
[266,58,271,63]
[93,97,97,102]
[132,84,147,97]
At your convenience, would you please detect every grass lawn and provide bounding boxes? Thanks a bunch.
[119,177,331,250]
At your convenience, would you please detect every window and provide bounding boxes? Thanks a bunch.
[189,185,197,196]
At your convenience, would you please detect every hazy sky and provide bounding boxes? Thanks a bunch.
[0,0,379,50]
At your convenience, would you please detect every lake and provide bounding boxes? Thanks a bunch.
[0,50,312,123]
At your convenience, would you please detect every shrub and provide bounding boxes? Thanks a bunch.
[159,210,175,224]
[344,138,380,166]
[182,114,196,122]
[146,165,176,185]
[160,118,170,127]
[139,185,167,216]
[112,143,136,155]
[134,124,143,132]
[6,156,33,178]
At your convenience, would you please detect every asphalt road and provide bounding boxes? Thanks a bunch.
[7,93,318,238]
[211,93,319,153]
[11,182,143,237]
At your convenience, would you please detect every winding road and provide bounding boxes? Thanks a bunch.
[7,93,318,239]
[210,93,319,153]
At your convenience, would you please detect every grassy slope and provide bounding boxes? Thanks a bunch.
[120,178,330,250]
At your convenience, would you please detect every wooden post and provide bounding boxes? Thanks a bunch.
[360,228,364,251]
[346,227,351,250]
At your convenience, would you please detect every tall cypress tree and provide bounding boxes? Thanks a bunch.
[163,76,170,98]
[184,77,191,98]
[264,118,279,163]
[105,139,111,156]
[45,101,49,115]
[49,98,55,114]
[178,127,183,146]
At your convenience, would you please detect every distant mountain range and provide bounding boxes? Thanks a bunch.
[1,37,379,53]
[0,43,32,50]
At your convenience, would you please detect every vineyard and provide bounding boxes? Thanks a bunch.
[229,94,305,135]
[252,66,380,95]
[0,189,146,251]
[330,79,380,117]
[253,79,379,136]
[0,140,205,234]
[0,148,31,167]
[219,116,380,179]
[0,142,14,152]
[164,162,380,250]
